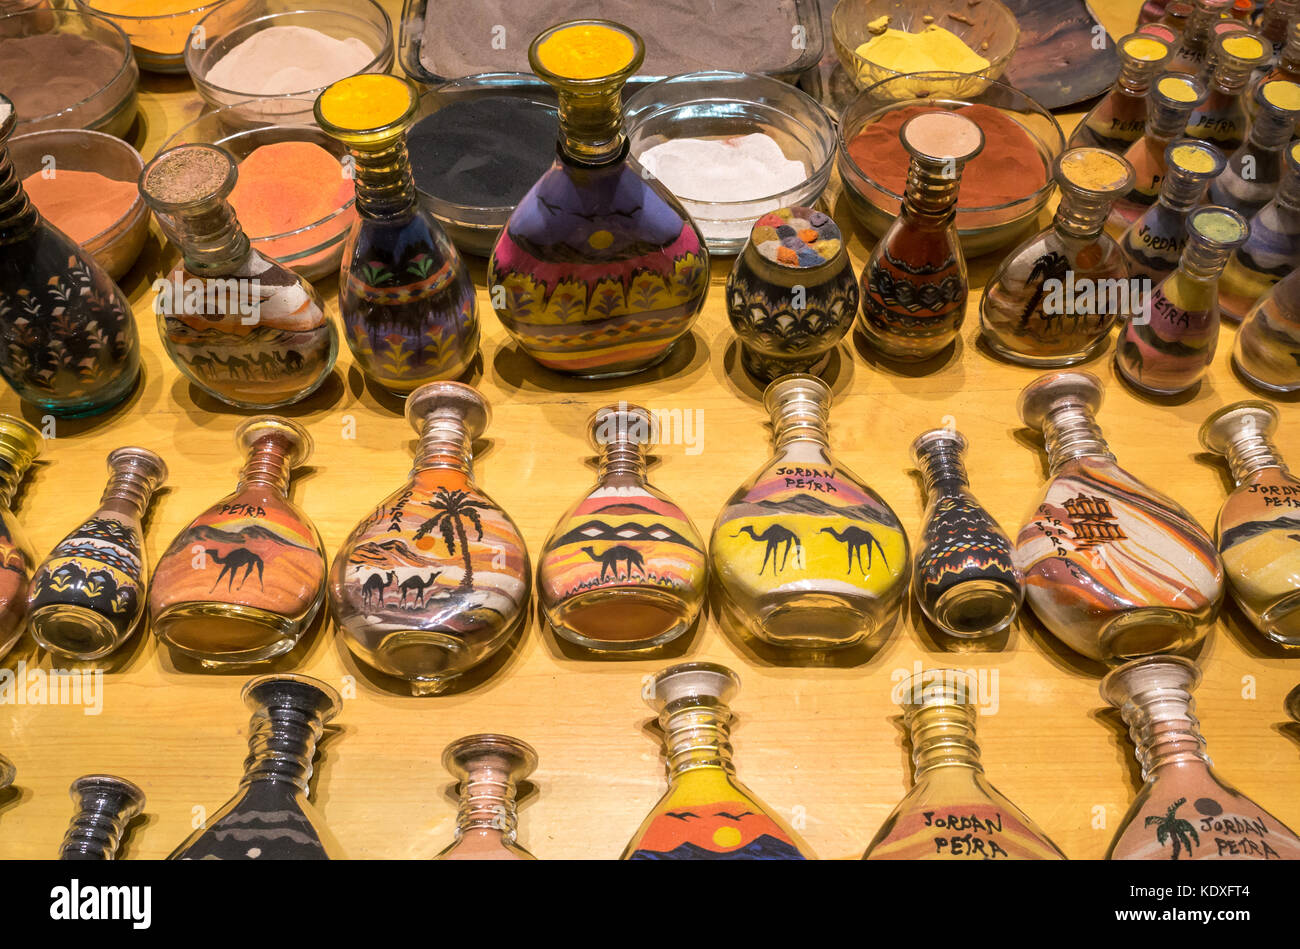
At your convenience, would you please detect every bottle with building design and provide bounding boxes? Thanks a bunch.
[59,775,145,860]
[1210,81,1300,219]
[1233,267,1300,392]
[1218,141,1300,323]
[0,415,40,662]
[1109,74,1208,231]
[1186,31,1270,153]
[1069,33,1173,152]
[436,734,537,860]
[1120,139,1226,285]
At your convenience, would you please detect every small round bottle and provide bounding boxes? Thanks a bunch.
[0,415,41,662]
[1185,30,1270,153]
[1069,33,1173,153]
[1165,0,1230,74]
[1233,267,1300,392]
[1218,140,1300,323]
[1209,80,1300,219]
[436,734,538,860]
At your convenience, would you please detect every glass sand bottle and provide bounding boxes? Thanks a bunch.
[27,447,167,660]
[710,374,910,651]
[0,754,12,794]
[1233,267,1300,391]
[1218,141,1300,322]
[1166,0,1231,74]
[1186,31,1270,153]
[489,20,708,378]
[911,430,1024,639]
[1015,371,1224,661]
[315,74,478,393]
[539,404,706,652]
[0,415,40,662]
[138,144,337,409]
[858,111,984,362]
[436,734,537,860]
[863,669,1065,860]
[1210,80,1300,218]
[1069,33,1173,153]
[171,674,343,860]
[979,148,1135,366]
[329,382,530,695]
[150,417,326,667]
[59,775,145,860]
[622,662,813,860]
[1104,655,1300,860]
[1199,400,1300,644]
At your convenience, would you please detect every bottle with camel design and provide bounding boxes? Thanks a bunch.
[710,374,909,651]
[1015,371,1224,661]
[329,381,530,694]
[1104,655,1300,860]
[863,669,1066,860]
[436,733,538,860]
[0,415,41,662]
[27,447,167,661]
[622,662,813,860]
[538,403,706,651]
[149,417,327,667]
[138,144,337,409]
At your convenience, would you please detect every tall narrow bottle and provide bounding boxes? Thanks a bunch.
[911,430,1024,638]
[329,382,530,694]
[27,447,167,660]
[0,92,139,417]
[436,734,537,860]
[1199,400,1300,644]
[170,674,343,860]
[315,74,478,393]
[622,661,813,860]
[138,144,337,408]
[59,775,145,860]
[489,20,709,378]
[1069,33,1173,152]
[863,669,1066,859]
[1218,141,1300,322]
[1104,655,1300,859]
[1186,31,1270,153]
[1210,80,1300,217]
[0,415,40,662]
[1167,0,1232,74]
[858,111,984,362]
[1015,371,1224,661]
[539,404,706,652]
[150,417,326,666]
[710,374,909,651]
[1109,74,1208,230]
[1233,266,1300,391]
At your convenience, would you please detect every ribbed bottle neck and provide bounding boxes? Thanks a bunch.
[597,441,648,482]
[1054,188,1117,238]
[237,435,293,493]
[169,200,251,277]
[99,468,159,519]
[769,399,831,450]
[1148,98,1200,141]
[916,440,970,494]
[661,698,736,779]
[454,761,520,841]
[1115,685,1211,779]
[240,704,324,792]
[1222,428,1287,482]
[414,415,473,474]
[1161,163,1217,211]
[902,157,964,222]
[1179,232,1236,280]
[350,137,417,220]
[907,702,984,777]
[0,143,37,245]
[59,784,142,860]
[1041,400,1116,473]
[554,86,626,166]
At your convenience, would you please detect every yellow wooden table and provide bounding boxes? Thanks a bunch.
[1,0,1297,860]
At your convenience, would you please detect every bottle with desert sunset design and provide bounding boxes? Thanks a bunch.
[150,417,326,667]
[1069,33,1173,153]
[0,415,40,662]
[329,382,530,695]
[436,734,537,860]
[709,374,909,651]
[1104,655,1300,860]
[27,447,167,661]
[59,775,145,860]
[539,404,706,652]
[622,662,812,860]
[1199,400,1300,644]
[863,669,1066,860]
[1015,371,1224,661]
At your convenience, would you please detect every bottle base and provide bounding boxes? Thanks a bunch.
[530,338,680,380]
[30,366,141,419]
[923,580,1022,639]
[1097,608,1206,661]
[546,588,696,653]
[739,344,834,383]
[855,322,954,364]
[1258,590,1300,647]
[1231,354,1299,394]
[723,590,884,651]
[154,601,310,666]
[1114,353,1198,398]
[979,326,1110,368]
[28,604,126,660]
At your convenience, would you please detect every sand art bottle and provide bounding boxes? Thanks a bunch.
[622,662,813,860]
[171,674,343,860]
[1256,0,1300,65]
[1015,371,1223,661]
[1234,268,1300,391]
[1104,655,1300,860]
[59,775,145,860]
[0,416,40,662]
[710,374,909,651]
[1120,139,1226,285]
[911,430,1024,639]
[1199,400,1300,644]
[1109,74,1208,230]
[436,734,537,860]
[539,404,706,652]
[863,670,1065,860]
[859,111,984,362]
[1210,80,1300,218]
[150,417,326,667]
[27,447,166,661]
[1070,33,1173,153]
[0,754,11,794]
[1218,141,1300,322]
[489,20,708,377]
[1116,206,1249,395]
[1186,31,1270,153]
[1166,0,1230,74]
[138,144,337,409]
[329,382,530,695]
[315,74,478,393]
[980,148,1135,366]
[1250,19,1300,108]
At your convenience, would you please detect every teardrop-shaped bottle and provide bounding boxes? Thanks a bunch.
[1199,400,1300,644]
[539,403,706,652]
[1015,371,1224,661]
[863,669,1066,859]
[436,733,537,860]
[170,674,343,860]
[329,382,531,694]
[1185,30,1270,153]
[1218,141,1300,323]
[150,417,326,667]
[710,374,910,651]
[622,661,813,860]
[1233,267,1300,392]
[315,74,479,393]
[59,775,145,860]
[1103,655,1300,859]
[138,144,337,408]
[1165,0,1228,75]
[0,415,40,662]
[1069,33,1173,152]
[0,93,140,417]
[1209,80,1300,218]
[27,447,167,660]
[911,430,1024,638]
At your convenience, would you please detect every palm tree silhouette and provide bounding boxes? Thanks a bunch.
[414,488,492,591]
[1019,251,1070,329]
[1145,798,1199,859]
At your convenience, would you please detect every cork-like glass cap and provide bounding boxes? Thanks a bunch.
[1017,370,1104,432]
[646,661,740,713]
[589,403,654,449]
[236,416,314,470]
[107,446,168,490]
[1118,32,1171,65]
[242,673,342,724]
[529,19,644,84]
[1100,654,1201,711]
[896,668,979,712]
[1056,147,1135,198]
[909,427,967,466]
[442,733,538,782]
[405,381,491,440]
[0,414,42,472]
[750,207,843,270]
[69,774,147,821]
[139,143,237,211]
[315,73,418,138]
[1165,138,1226,179]
[763,372,832,419]
[899,110,984,165]
[1153,73,1206,108]
[1198,399,1278,455]
[1188,206,1249,251]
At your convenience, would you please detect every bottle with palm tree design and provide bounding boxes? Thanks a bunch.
[0,415,41,662]
[149,417,327,667]
[1104,655,1300,860]
[710,374,909,652]
[329,381,530,694]
[436,734,538,860]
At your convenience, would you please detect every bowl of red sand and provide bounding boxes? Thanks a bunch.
[837,71,1064,257]
[9,128,148,282]
[160,94,356,282]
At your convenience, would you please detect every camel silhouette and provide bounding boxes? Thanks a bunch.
[189,353,218,378]
[207,548,265,592]
[398,570,443,607]
[732,525,801,575]
[276,350,305,373]
[819,526,889,575]
[581,545,645,581]
[361,570,396,608]
[212,352,254,379]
